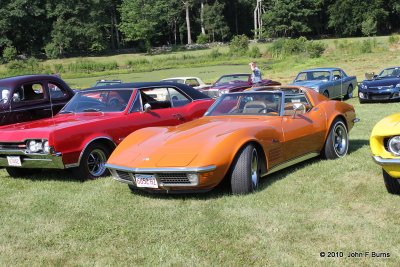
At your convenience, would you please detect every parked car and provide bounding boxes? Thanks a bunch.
[0,82,214,180]
[358,66,400,103]
[107,86,357,194]
[161,77,209,90]
[370,113,400,194]
[0,75,75,126]
[199,73,281,98]
[291,68,357,99]
[93,79,122,87]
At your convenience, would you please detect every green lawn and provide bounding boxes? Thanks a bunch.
[1,36,400,266]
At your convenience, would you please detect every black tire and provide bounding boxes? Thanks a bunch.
[72,142,111,181]
[231,144,260,194]
[382,169,400,195]
[323,91,329,99]
[344,85,353,100]
[322,119,349,159]
[6,167,31,177]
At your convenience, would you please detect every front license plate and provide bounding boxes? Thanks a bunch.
[7,156,22,167]
[135,174,158,188]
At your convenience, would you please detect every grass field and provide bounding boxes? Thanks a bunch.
[1,36,400,266]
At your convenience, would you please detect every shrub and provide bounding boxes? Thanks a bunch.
[389,35,399,45]
[67,60,118,73]
[197,33,209,44]
[3,46,17,63]
[306,41,326,58]
[361,17,377,37]
[45,43,61,59]
[248,46,262,58]
[209,48,222,58]
[6,57,44,75]
[229,35,249,55]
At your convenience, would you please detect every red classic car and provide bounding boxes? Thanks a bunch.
[0,82,213,180]
[0,75,75,126]
[199,73,281,98]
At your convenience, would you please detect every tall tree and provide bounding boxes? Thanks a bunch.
[203,1,230,42]
[182,0,193,44]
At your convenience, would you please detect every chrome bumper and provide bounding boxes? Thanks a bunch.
[106,164,216,187]
[0,150,65,169]
[372,156,400,166]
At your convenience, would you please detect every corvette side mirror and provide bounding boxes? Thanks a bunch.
[143,103,152,112]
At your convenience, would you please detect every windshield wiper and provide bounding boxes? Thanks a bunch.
[82,108,101,112]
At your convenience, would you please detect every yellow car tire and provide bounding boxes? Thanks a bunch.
[383,169,400,195]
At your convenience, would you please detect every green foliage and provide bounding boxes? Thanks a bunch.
[6,57,48,75]
[2,46,17,63]
[229,35,249,55]
[66,60,119,73]
[196,33,209,44]
[388,35,400,44]
[209,48,222,58]
[44,42,61,59]
[361,17,378,37]
[269,37,326,59]
[248,46,262,58]
[333,38,377,54]
[203,0,230,42]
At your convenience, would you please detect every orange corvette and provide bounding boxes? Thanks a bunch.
[106,86,358,194]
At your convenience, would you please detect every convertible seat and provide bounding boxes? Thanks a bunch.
[243,100,267,114]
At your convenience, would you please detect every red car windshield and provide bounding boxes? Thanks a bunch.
[61,89,133,113]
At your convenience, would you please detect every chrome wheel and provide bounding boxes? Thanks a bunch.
[333,123,348,156]
[251,148,259,189]
[87,148,107,177]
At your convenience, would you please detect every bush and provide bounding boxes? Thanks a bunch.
[248,46,262,58]
[389,35,399,45]
[361,17,377,37]
[3,46,17,63]
[197,33,209,44]
[45,43,61,59]
[268,37,324,59]
[6,57,44,75]
[209,48,222,58]
[306,41,326,58]
[67,60,118,73]
[229,35,249,55]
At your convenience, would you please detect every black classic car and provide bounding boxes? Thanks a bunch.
[0,75,75,126]
[358,67,400,103]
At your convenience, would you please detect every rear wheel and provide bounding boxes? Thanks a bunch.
[344,85,353,100]
[231,144,260,194]
[383,169,400,195]
[322,119,349,159]
[72,142,111,181]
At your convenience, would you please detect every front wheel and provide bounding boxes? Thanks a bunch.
[322,119,349,159]
[344,85,353,100]
[231,144,260,194]
[383,169,400,195]
[72,143,111,181]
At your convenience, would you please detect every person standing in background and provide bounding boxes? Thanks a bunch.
[249,62,262,86]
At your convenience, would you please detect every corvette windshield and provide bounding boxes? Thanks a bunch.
[378,68,400,78]
[206,92,282,116]
[215,75,249,85]
[61,89,133,113]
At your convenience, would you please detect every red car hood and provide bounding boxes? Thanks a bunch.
[0,112,120,141]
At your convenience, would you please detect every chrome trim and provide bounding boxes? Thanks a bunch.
[372,156,400,166]
[264,152,319,176]
[76,136,116,167]
[106,164,216,173]
[0,152,65,169]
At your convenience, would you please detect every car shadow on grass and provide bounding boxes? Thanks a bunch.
[6,169,81,183]
[348,139,369,154]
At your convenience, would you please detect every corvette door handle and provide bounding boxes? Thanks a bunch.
[172,113,183,120]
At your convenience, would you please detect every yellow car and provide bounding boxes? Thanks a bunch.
[371,113,400,194]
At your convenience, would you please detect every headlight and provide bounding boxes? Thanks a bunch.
[388,136,400,156]
[218,89,230,96]
[396,83,400,88]
[43,141,50,153]
[27,140,43,153]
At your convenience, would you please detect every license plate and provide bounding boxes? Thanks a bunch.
[135,174,158,188]
[7,156,22,167]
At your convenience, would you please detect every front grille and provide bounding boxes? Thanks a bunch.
[370,94,391,100]
[370,86,393,90]
[0,142,26,150]
[115,170,133,182]
[157,173,190,184]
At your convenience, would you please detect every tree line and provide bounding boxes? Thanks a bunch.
[0,0,399,60]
